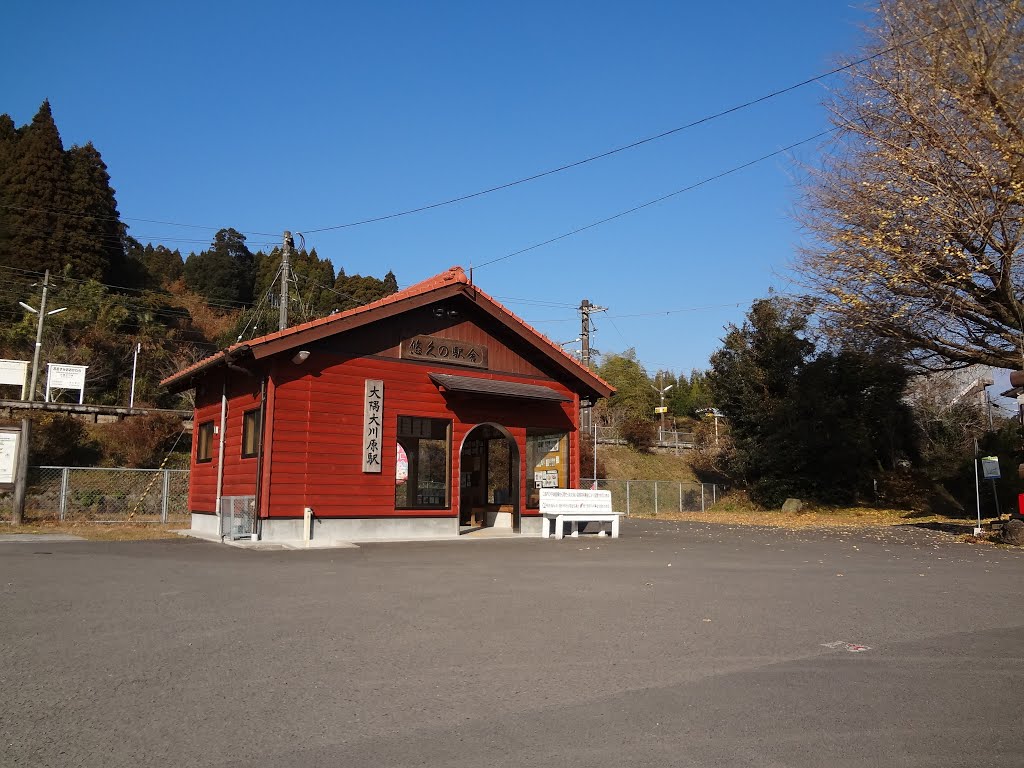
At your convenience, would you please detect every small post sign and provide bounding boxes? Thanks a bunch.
[362,379,384,473]
[45,363,88,404]
[0,426,19,488]
[654,406,668,414]
[981,456,1001,480]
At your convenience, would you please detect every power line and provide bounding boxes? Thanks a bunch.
[0,203,278,238]
[300,29,944,235]
[607,301,756,319]
[492,295,580,309]
[0,15,965,251]
[474,128,836,270]
[0,265,255,311]
[236,263,284,341]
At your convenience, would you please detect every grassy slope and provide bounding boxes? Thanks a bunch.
[598,445,1008,543]
[599,445,697,482]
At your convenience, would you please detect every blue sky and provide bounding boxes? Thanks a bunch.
[4,1,873,377]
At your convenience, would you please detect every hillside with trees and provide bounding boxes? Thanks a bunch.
[0,101,400,465]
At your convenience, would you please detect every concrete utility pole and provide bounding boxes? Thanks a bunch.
[27,270,51,401]
[652,376,674,437]
[279,231,293,331]
[579,298,607,434]
[579,298,608,370]
[13,270,65,525]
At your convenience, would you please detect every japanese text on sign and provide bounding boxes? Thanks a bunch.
[0,428,19,487]
[402,335,488,369]
[362,379,384,473]
[46,363,88,404]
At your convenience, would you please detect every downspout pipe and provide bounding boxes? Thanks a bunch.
[253,375,268,540]
[214,374,228,536]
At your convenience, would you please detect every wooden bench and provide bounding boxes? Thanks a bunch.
[539,488,623,539]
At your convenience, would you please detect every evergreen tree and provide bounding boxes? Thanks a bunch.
[709,298,915,506]
[333,267,399,311]
[0,113,18,267]
[0,103,128,282]
[56,142,125,281]
[0,101,65,274]
[668,369,713,416]
[183,228,256,305]
[124,237,184,289]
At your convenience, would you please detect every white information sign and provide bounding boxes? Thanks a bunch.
[981,456,1001,480]
[0,429,19,487]
[361,379,384,473]
[46,364,88,404]
[0,360,29,395]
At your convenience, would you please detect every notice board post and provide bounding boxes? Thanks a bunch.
[3,424,25,525]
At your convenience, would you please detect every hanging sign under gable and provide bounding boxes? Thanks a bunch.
[362,379,384,473]
[402,335,488,369]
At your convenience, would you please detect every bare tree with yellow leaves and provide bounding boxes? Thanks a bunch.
[796,0,1024,370]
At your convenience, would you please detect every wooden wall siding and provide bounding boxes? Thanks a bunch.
[308,300,573,385]
[188,375,222,514]
[264,355,579,520]
[188,370,263,514]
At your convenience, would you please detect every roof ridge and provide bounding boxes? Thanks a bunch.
[161,264,614,397]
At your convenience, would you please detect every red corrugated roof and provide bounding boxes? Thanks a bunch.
[161,265,614,396]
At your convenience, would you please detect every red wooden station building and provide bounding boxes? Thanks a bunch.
[162,266,614,541]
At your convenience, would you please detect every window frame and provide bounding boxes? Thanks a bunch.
[196,421,215,464]
[241,408,261,459]
[394,416,452,511]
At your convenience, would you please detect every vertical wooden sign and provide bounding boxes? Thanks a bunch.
[362,379,384,473]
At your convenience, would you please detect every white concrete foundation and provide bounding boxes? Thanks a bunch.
[190,512,220,537]
[519,515,545,537]
[260,516,460,543]
[190,512,549,543]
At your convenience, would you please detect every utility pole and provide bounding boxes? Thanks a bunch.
[652,376,674,439]
[579,298,607,434]
[279,230,293,331]
[129,342,141,409]
[26,270,51,400]
[12,270,65,525]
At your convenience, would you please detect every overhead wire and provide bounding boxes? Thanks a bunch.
[474,128,837,270]
[0,14,967,249]
[299,23,951,235]
[0,264,256,311]
[237,263,285,341]
[0,202,278,238]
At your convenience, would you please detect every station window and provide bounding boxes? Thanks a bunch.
[395,416,451,509]
[197,421,214,463]
[241,409,261,458]
[526,429,568,508]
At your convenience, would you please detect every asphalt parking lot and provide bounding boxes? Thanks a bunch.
[2,519,1023,767]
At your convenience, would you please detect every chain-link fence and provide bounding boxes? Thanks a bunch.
[0,466,190,523]
[581,478,717,517]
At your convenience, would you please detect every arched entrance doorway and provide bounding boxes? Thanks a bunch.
[459,424,520,532]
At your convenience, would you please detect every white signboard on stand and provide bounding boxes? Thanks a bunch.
[0,359,28,399]
[46,363,88,404]
[0,428,19,487]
